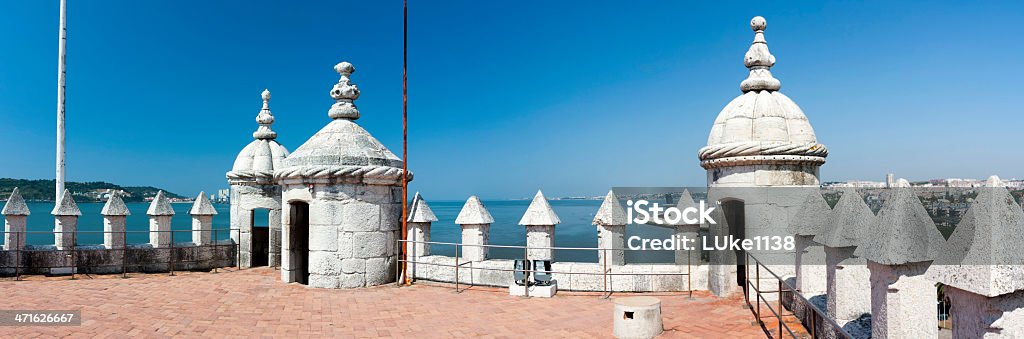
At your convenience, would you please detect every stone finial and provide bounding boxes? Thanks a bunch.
[856,187,945,265]
[101,191,130,216]
[788,189,832,236]
[740,16,781,93]
[407,192,438,223]
[146,191,175,216]
[593,190,627,226]
[2,187,30,216]
[51,189,81,216]
[189,192,218,216]
[252,88,278,140]
[813,187,875,248]
[519,190,561,226]
[455,195,494,224]
[327,61,361,120]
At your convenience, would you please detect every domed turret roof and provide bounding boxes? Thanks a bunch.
[274,62,409,185]
[227,89,289,184]
[699,17,827,169]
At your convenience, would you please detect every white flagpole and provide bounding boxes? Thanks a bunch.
[56,0,67,199]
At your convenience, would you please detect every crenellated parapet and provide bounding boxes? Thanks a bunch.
[405,190,708,292]
[925,176,1024,337]
[0,187,237,276]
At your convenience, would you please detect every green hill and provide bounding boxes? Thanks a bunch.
[0,178,184,202]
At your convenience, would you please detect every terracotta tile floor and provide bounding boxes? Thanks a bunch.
[1,268,797,338]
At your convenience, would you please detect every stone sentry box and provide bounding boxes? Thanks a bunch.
[274,61,409,288]
[227,89,288,268]
[699,16,828,297]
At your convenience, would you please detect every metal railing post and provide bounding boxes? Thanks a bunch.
[395,239,402,287]
[756,259,761,323]
[523,243,530,298]
[811,301,817,338]
[602,247,608,299]
[454,243,461,293]
[122,230,128,278]
[70,230,76,280]
[687,249,693,299]
[14,231,21,281]
[169,230,175,276]
[213,229,219,273]
[778,279,783,338]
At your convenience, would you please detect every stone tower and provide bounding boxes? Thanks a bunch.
[227,89,289,268]
[699,16,828,296]
[275,62,409,288]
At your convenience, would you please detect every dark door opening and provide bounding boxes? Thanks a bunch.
[251,209,270,267]
[289,202,309,285]
[722,199,746,286]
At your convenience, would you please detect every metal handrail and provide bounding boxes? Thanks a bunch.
[744,251,853,339]
[397,238,693,298]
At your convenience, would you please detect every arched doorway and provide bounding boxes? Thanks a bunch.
[721,199,745,287]
[288,202,309,285]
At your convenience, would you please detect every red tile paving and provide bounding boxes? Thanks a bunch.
[1,268,799,338]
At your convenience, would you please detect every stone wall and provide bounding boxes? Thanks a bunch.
[0,242,237,275]
[411,255,708,292]
[280,182,402,288]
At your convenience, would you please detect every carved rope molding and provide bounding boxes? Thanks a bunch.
[273,165,412,185]
[698,142,828,169]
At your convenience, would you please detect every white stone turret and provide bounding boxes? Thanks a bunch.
[813,188,874,329]
[787,189,831,319]
[147,191,175,248]
[190,192,218,245]
[593,190,626,266]
[276,61,409,288]
[51,189,81,250]
[519,190,561,261]
[3,187,30,250]
[456,196,493,262]
[101,191,130,249]
[227,89,288,268]
[926,176,1024,337]
[701,16,827,297]
[670,189,701,265]
[406,192,437,258]
[858,180,944,339]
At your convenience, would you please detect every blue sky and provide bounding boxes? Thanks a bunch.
[1,1,1021,200]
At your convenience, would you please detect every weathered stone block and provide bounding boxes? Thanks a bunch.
[342,203,381,232]
[379,203,402,231]
[308,274,340,289]
[341,258,366,274]
[309,225,339,251]
[309,201,343,226]
[339,272,366,288]
[353,232,388,258]
[309,251,343,275]
[337,231,354,258]
[526,225,554,261]
[364,256,394,286]
[868,260,936,339]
